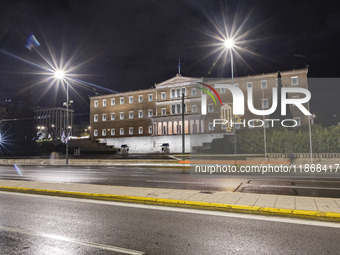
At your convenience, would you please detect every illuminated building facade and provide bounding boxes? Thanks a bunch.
[89,68,309,153]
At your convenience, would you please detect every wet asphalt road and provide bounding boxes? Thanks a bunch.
[0,165,340,197]
[1,191,339,255]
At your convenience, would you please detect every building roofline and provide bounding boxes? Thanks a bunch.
[89,88,155,99]
[33,106,74,112]
[203,67,309,82]
[154,74,201,87]
[89,67,309,99]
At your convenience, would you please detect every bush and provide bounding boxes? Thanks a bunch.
[236,124,340,153]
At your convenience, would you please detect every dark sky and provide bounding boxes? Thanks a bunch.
[0,0,339,123]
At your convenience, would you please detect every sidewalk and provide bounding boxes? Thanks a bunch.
[0,180,340,222]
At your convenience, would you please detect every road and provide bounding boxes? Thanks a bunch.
[0,165,340,197]
[0,191,339,254]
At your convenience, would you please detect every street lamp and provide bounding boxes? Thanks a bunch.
[51,124,55,141]
[54,69,71,165]
[308,114,316,164]
[224,39,234,49]
[224,38,237,155]
[54,70,65,80]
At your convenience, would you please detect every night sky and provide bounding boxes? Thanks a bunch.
[0,0,339,124]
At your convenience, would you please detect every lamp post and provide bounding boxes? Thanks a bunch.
[308,114,315,164]
[51,124,55,140]
[224,39,237,154]
[54,69,70,165]
[261,87,267,161]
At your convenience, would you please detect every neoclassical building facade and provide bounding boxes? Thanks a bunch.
[34,106,74,138]
[89,68,309,152]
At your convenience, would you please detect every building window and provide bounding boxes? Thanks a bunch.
[148,94,153,101]
[171,89,175,99]
[111,113,115,120]
[177,104,181,114]
[129,127,133,135]
[176,88,181,98]
[191,88,196,97]
[111,98,115,105]
[120,97,124,104]
[120,128,124,135]
[264,121,269,128]
[161,92,166,100]
[102,99,106,107]
[220,87,226,94]
[294,117,301,126]
[208,104,214,113]
[221,124,226,130]
[129,111,134,119]
[111,129,115,136]
[148,109,153,117]
[138,110,143,118]
[181,87,186,96]
[247,82,253,88]
[120,112,124,120]
[291,77,298,86]
[94,100,98,107]
[148,126,152,134]
[261,80,267,89]
[139,127,143,134]
[208,123,214,131]
[139,95,143,102]
[171,105,176,114]
[102,129,106,136]
[102,114,106,121]
[161,108,166,115]
[129,96,133,104]
[191,105,197,113]
[262,99,269,109]
[94,129,98,136]
[94,114,98,122]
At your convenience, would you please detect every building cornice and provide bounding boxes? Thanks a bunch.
[203,67,308,84]
[89,88,155,100]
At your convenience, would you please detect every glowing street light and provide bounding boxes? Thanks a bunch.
[224,38,234,49]
[224,38,237,155]
[53,69,71,165]
[54,69,65,80]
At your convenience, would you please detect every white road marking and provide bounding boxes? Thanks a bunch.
[293,180,340,183]
[260,185,340,190]
[0,225,144,255]
[111,163,190,167]
[145,180,205,184]
[168,155,182,160]
[1,191,339,229]
[0,174,24,177]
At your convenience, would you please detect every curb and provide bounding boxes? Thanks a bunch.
[1,185,340,222]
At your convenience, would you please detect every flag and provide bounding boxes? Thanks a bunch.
[178,59,181,74]
[25,34,40,50]
[61,130,66,144]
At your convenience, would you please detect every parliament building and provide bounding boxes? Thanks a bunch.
[89,68,309,153]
